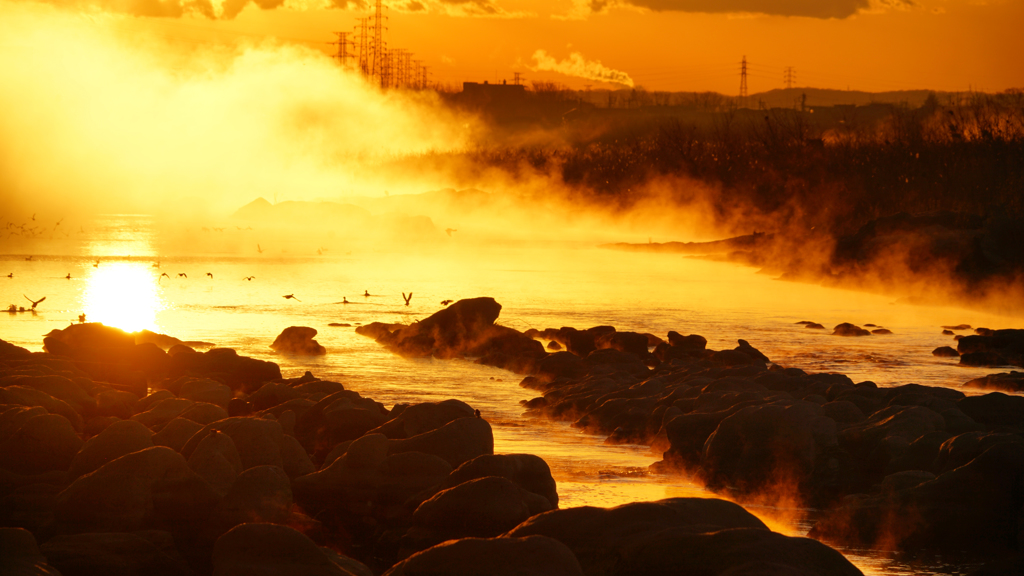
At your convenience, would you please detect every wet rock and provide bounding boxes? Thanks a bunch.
[943,324,972,331]
[833,323,871,337]
[389,416,494,468]
[0,527,62,576]
[872,328,893,335]
[934,432,1024,474]
[178,402,230,426]
[169,347,282,393]
[734,339,770,362]
[212,523,369,576]
[933,346,960,358]
[131,398,194,431]
[811,442,1024,554]
[178,378,233,408]
[295,391,390,461]
[0,414,83,476]
[805,322,826,329]
[371,399,474,439]
[957,393,1024,429]
[271,326,327,356]
[187,429,243,496]
[546,341,562,351]
[382,535,583,576]
[535,352,588,381]
[956,329,1024,368]
[0,386,84,431]
[700,401,837,495]
[39,530,192,576]
[205,465,292,538]
[54,446,218,533]
[667,332,708,350]
[0,374,96,417]
[506,498,773,573]
[69,419,153,480]
[963,372,1024,393]
[443,453,558,510]
[181,417,286,471]
[280,434,315,478]
[151,417,204,453]
[407,476,533,548]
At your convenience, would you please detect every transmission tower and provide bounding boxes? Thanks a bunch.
[371,0,388,86]
[513,72,523,86]
[331,32,351,67]
[739,56,748,101]
[784,66,795,89]
[355,17,369,76]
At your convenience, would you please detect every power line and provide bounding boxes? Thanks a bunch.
[784,66,795,89]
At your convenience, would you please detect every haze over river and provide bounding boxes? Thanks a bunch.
[3,214,1015,575]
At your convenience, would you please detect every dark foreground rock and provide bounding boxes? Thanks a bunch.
[963,371,1024,393]
[271,327,327,356]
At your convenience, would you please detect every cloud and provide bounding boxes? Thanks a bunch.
[530,49,634,87]
[574,0,919,19]
[25,0,520,19]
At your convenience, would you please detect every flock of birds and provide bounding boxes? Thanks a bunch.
[1,215,75,240]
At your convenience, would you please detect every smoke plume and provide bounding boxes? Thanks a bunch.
[530,49,634,88]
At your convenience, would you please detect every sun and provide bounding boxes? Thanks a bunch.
[83,262,163,333]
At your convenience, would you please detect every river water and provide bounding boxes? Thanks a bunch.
[2,214,1015,575]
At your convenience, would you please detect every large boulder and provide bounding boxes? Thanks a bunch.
[187,429,244,496]
[382,535,583,576]
[54,446,218,533]
[370,399,474,439]
[700,401,837,496]
[180,417,286,471]
[39,531,192,576]
[68,419,153,480]
[205,465,293,539]
[444,453,558,510]
[407,476,533,547]
[388,416,493,469]
[505,498,769,573]
[270,327,327,356]
[212,523,370,576]
[0,414,83,475]
[0,527,62,576]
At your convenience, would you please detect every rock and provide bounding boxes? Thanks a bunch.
[205,465,292,538]
[370,399,474,439]
[506,498,770,573]
[535,352,588,381]
[700,401,837,495]
[942,329,955,336]
[0,414,83,475]
[805,323,826,330]
[667,332,707,350]
[169,347,282,393]
[963,372,1024,393]
[54,446,218,533]
[187,429,244,496]
[0,385,84,431]
[151,417,205,453]
[547,341,562,351]
[178,402,230,426]
[280,434,315,478]
[271,327,327,356]
[956,329,1024,367]
[178,378,233,408]
[382,535,583,576]
[69,419,153,480]
[444,453,558,510]
[0,527,62,576]
[389,416,494,468]
[0,374,96,416]
[943,324,972,331]
[933,346,960,358]
[872,328,893,335]
[181,417,286,471]
[131,398,194,431]
[833,323,871,337]
[957,393,1024,429]
[39,531,192,576]
[408,476,533,544]
[212,523,368,576]
[294,390,389,459]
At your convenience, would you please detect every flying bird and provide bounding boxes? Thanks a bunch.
[441,299,453,306]
[159,272,170,282]
[283,294,300,302]
[177,273,187,278]
[243,276,255,281]
[445,228,457,237]
[93,260,100,268]
[24,295,45,309]
[402,292,413,306]
[257,244,264,254]
[206,272,213,278]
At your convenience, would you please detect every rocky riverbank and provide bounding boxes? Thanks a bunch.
[2,319,864,576]
[357,297,1024,574]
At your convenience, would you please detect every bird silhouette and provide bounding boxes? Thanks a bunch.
[283,294,300,302]
[402,292,413,306]
[364,290,370,297]
[5,273,11,279]
[152,261,160,268]
[317,248,322,255]
[24,295,45,309]
[24,256,32,261]
[159,272,170,282]
[257,244,264,254]
[342,297,349,304]
[178,273,187,278]
[206,272,213,278]
[441,299,453,306]
[244,276,255,281]
[78,313,86,323]
[65,273,71,280]
[93,260,99,268]
[445,228,457,237]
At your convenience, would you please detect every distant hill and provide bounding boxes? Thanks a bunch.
[749,88,943,109]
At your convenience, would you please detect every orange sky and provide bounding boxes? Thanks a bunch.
[106,0,1024,94]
